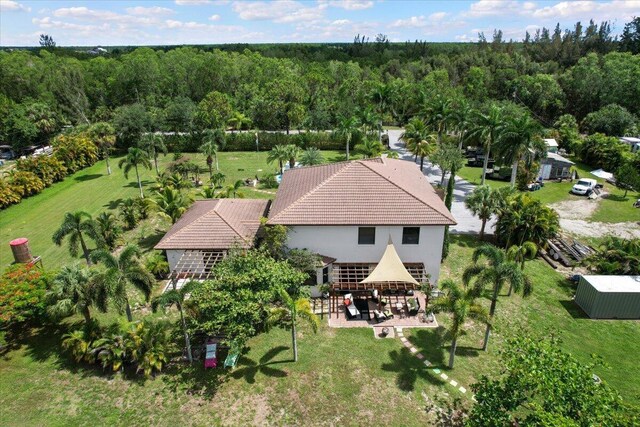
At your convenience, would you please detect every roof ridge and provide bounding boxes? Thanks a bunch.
[270,161,352,223]
[162,201,221,246]
[359,160,454,222]
[213,200,249,242]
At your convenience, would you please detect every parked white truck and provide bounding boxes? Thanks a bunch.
[571,178,598,195]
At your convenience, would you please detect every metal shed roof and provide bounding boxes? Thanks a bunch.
[582,275,640,293]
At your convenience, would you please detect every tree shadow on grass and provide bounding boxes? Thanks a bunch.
[137,229,166,251]
[230,345,290,384]
[124,180,154,189]
[161,362,228,399]
[104,198,124,210]
[409,327,482,370]
[74,174,103,182]
[381,346,445,392]
[602,194,630,202]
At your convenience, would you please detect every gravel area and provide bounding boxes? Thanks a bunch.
[549,199,640,239]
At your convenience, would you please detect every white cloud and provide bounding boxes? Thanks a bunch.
[208,14,221,21]
[389,12,449,29]
[465,0,535,18]
[126,6,174,16]
[0,0,31,12]
[532,0,639,21]
[325,0,375,10]
[175,0,211,5]
[232,1,325,23]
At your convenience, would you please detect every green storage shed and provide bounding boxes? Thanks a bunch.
[575,275,640,319]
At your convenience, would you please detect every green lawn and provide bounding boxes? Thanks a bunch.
[0,151,343,270]
[457,161,640,223]
[1,236,638,425]
[408,235,640,405]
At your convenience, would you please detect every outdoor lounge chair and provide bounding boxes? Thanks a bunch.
[373,310,387,323]
[343,293,360,319]
[407,298,420,317]
[204,343,217,369]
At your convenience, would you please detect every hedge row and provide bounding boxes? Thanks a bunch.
[164,131,359,153]
[0,134,98,209]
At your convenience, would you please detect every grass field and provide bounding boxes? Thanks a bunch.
[1,236,638,426]
[0,151,343,270]
[457,160,640,223]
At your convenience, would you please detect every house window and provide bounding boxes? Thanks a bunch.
[322,266,329,284]
[358,227,375,245]
[402,227,420,244]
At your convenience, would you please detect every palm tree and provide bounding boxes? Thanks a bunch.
[52,211,100,266]
[334,116,360,161]
[431,279,490,368]
[369,83,394,141]
[146,252,170,279]
[299,148,324,166]
[469,104,507,185]
[154,187,192,224]
[201,129,225,178]
[284,144,302,169]
[152,280,196,362]
[400,117,433,162]
[354,139,386,159]
[267,145,290,175]
[423,96,454,144]
[507,241,538,271]
[227,111,252,132]
[224,180,245,198]
[358,107,380,136]
[118,147,152,198]
[412,139,437,171]
[451,100,475,150]
[268,288,319,362]
[495,193,559,248]
[119,198,139,230]
[89,122,116,175]
[47,265,108,323]
[464,185,498,240]
[496,113,543,187]
[91,244,155,322]
[463,244,532,351]
[140,133,167,176]
[95,211,122,250]
[211,172,226,188]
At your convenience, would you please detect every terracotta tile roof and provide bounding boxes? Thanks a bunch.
[268,158,456,226]
[155,199,270,250]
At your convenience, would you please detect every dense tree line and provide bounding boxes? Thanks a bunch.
[1,18,640,153]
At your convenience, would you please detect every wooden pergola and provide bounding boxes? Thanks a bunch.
[163,249,226,293]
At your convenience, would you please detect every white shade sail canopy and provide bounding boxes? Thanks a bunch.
[590,169,613,180]
[360,237,419,285]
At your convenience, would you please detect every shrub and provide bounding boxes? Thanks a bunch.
[52,133,99,173]
[581,104,637,136]
[0,179,21,208]
[579,133,631,172]
[0,264,51,327]
[8,170,45,197]
[495,192,559,247]
[260,173,278,189]
[16,155,67,186]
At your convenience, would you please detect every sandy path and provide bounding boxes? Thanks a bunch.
[549,199,640,239]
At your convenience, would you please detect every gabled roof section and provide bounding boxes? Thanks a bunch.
[268,158,456,226]
[155,199,269,250]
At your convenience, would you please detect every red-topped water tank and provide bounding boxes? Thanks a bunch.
[9,238,32,263]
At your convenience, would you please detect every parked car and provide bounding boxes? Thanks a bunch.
[571,178,597,195]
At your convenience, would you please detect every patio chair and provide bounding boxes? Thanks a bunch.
[407,298,420,317]
[373,310,387,323]
[343,293,360,319]
[204,343,218,369]
[383,308,394,319]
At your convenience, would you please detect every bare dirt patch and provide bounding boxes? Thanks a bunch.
[549,199,640,239]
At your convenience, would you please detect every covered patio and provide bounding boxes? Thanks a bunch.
[327,238,438,329]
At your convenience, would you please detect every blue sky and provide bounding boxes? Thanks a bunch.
[1,0,638,46]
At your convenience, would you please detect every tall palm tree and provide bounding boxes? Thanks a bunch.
[334,116,360,161]
[95,211,122,250]
[431,279,490,368]
[284,144,302,169]
[423,96,454,144]
[496,113,543,187]
[463,244,532,351]
[469,104,507,185]
[91,244,155,322]
[152,280,196,363]
[354,139,386,159]
[140,133,167,176]
[451,100,475,150]
[201,129,225,178]
[400,117,432,160]
[299,148,324,166]
[154,187,192,224]
[118,147,152,198]
[412,139,437,171]
[267,145,290,175]
[47,265,108,323]
[268,288,319,362]
[89,122,116,175]
[52,211,100,266]
[370,83,394,142]
[464,185,498,240]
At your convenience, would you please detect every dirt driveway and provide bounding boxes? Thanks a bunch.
[549,199,640,239]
